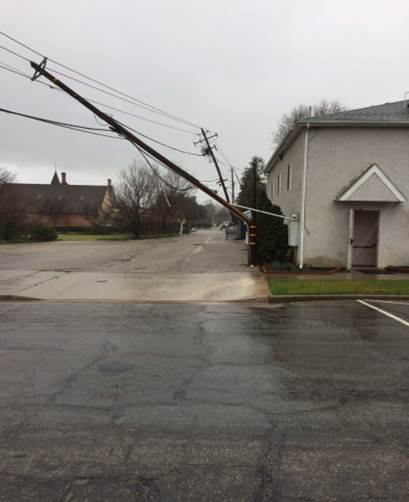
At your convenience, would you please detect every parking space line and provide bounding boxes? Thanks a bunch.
[357,299,409,328]
[368,299,409,306]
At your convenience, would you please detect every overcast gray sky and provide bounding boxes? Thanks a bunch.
[1,0,409,200]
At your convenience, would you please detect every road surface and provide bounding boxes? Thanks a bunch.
[0,229,248,273]
[0,230,268,301]
[1,300,409,501]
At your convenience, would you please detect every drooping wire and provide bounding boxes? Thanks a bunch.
[134,146,193,192]
[0,31,204,130]
[0,106,122,139]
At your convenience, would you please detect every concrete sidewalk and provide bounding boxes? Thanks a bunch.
[0,269,269,302]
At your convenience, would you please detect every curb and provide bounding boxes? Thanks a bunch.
[268,294,409,303]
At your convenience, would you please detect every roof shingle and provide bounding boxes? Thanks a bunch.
[299,100,409,123]
[6,183,109,214]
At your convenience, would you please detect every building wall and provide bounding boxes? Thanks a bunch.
[266,132,306,261]
[27,213,95,227]
[304,127,409,267]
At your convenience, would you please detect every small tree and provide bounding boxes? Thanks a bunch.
[273,100,346,145]
[236,156,266,208]
[255,191,288,263]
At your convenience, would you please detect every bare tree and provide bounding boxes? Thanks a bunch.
[273,100,346,145]
[41,197,68,227]
[116,161,161,238]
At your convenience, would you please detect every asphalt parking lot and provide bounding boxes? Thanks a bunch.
[1,299,409,501]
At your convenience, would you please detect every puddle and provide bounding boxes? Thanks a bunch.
[97,360,133,375]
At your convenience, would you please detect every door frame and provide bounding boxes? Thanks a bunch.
[347,209,354,270]
[347,209,380,270]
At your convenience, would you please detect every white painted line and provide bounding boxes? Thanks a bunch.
[369,299,409,306]
[357,299,409,328]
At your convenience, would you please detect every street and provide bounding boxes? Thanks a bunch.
[0,230,268,302]
[0,230,248,274]
[1,300,409,501]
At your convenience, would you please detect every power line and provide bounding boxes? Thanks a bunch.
[0,43,30,62]
[0,63,204,155]
[87,98,197,135]
[0,61,197,134]
[116,119,204,157]
[46,65,193,123]
[0,106,122,139]
[135,146,193,192]
[0,60,61,90]
[0,31,204,130]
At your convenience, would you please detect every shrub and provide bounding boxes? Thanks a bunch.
[282,262,298,271]
[29,224,58,242]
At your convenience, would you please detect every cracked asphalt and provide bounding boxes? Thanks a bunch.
[1,300,409,501]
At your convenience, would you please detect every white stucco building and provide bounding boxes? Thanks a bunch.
[266,100,409,269]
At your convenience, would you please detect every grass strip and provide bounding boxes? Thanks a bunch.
[268,278,409,296]
[57,233,134,241]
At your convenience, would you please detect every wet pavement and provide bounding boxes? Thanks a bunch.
[0,230,248,274]
[0,230,268,301]
[1,300,409,500]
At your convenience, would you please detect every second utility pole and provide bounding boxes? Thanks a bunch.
[200,128,230,203]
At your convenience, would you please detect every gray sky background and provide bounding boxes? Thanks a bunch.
[1,0,409,201]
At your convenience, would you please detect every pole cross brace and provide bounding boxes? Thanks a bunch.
[31,57,48,81]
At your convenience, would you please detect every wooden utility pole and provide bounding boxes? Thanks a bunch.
[30,60,257,265]
[249,161,257,266]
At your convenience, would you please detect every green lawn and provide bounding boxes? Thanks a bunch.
[58,233,134,241]
[268,278,409,296]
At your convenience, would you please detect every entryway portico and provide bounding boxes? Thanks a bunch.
[336,164,406,270]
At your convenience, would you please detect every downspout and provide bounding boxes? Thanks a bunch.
[299,124,310,269]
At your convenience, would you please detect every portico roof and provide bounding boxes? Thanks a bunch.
[336,164,406,203]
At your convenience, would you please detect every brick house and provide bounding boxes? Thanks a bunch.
[9,171,115,228]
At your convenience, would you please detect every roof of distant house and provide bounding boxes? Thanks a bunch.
[6,172,113,215]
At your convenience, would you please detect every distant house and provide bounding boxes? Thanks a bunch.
[8,171,115,228]
[266,100,409,269]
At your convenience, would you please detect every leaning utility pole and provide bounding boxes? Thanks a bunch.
[29,59,257,266]
[250,160,257,263]
[195,129,230,203]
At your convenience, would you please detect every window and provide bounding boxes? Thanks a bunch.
[277,174,281,196]
[287,164,292,191]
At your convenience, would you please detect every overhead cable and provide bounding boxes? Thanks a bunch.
[0,30,204,129]
[0,62,197,134]
[0,106,122,139]
[135,146,193,192]
[116,120,204,157]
